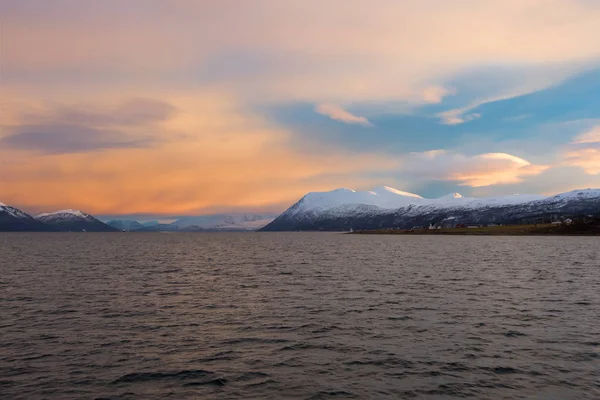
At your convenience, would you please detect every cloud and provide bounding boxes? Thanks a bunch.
[438,109,481,125]
[564,148,600,175]
[421,86,454,104]
[467,166,600,198]
[562,126,600,174]
[436,88,546,125]
[5,0,600,104]
[0,92,400,215]
[0,98,175,153]
[434,64,592,125]
[315,104,373,126]
[20,98,177,127]
[404,151,549,187]
[572,126,600,144]
[1,124,153,154]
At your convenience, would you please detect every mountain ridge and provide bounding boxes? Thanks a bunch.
[261,187,600,231]
[36,210,118,232]
[108,213,277,231]
[0,203,55,232]
[3,186,599,232]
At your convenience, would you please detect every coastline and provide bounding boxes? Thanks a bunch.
[349,223,600,236]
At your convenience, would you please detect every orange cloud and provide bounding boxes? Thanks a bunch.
[0,92,399,215]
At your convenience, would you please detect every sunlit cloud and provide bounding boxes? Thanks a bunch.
[572,126,600,144]
[564,148,600,175]
[435,82,564,125]
[438,109,481,125]
[5,0,600,103]
[315,104,373,126]
[421,86,454,104]
[562,126,600,175]
[405,151,549,187]
[0,92,400,214]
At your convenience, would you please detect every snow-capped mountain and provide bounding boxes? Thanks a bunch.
[287,186,423,216]
[1,202,35,220]
[261,187,600,231]
[0,202,54,231]
[170,213,276,231]
[280,186,545,217]
[107,213,277,231]
[36,210,118,232]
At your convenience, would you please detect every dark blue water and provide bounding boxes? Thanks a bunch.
[1,233,599,399]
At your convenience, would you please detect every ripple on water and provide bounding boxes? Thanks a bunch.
[1,233,600,399]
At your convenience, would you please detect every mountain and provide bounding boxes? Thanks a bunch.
[36,210,119,232]
[105,213,276,232]
[107,220,144,231]
[0,202,54,232]
[170,213,276,231]
[130,223,177,232]
[261,187,600,231]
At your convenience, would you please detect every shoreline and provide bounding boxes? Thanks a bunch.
[349,223,600,236]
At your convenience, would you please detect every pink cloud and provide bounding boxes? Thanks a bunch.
[564,148,600,175]
[405,151,549,187]
[563,126,600,175]
[572,126,600,144]
[421,86,454,104]
[5,0,600,104]
[315,104,373,126]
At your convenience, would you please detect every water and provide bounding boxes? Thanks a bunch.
[1,233,599,399]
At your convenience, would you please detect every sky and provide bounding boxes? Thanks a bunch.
[1,0,600,219]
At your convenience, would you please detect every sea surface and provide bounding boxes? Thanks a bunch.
[1,233,599,400]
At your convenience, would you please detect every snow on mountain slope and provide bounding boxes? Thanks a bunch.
[37,209,92,220]
[0,203,34,220]
[289,187,425,217]
[262,185,600,231]
[36,210,117,232]
[284,186,543,218]
[425,193,545,210]
[541,188,600,204]
[0,202,54,231]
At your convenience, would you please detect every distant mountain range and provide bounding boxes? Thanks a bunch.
[260,186,600,231]
[107,213,277,232]
[0,202,276,232]
[3,186,600,232]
